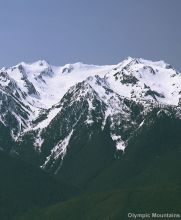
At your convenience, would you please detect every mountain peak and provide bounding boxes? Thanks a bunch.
[119,57,168,68]
[21,59,50,67]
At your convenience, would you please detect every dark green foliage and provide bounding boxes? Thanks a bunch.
[0,151,78,220]
[55,123,116,188]
[86,110,181,192]
[18,186,181,220]
[0,123,14,152]
[18,107,181,219]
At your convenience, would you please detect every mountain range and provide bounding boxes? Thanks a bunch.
[0,57,181,219]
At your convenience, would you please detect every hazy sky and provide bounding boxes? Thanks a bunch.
[0,0,181,70]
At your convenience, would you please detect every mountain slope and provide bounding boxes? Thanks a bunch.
[18,185,181,220]
[0,151,78,220]
[86,108,181,192]
[18,108,181,220]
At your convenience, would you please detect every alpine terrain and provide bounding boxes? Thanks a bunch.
[0,57,181,220]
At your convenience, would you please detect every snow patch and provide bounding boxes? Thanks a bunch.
[111,134,126,151]
[33,107,61,130]
[41,130,73,169]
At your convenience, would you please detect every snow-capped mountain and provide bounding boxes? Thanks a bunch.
[106,57,181,105]
[1,57,181,176]
[0,60,113,137]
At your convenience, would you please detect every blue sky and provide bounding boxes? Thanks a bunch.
[0,0,181,70]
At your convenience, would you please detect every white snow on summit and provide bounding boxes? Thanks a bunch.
[1,57,181,140]
[1,61,115,111]
[2,57,181,112]
[106,57,181,105]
